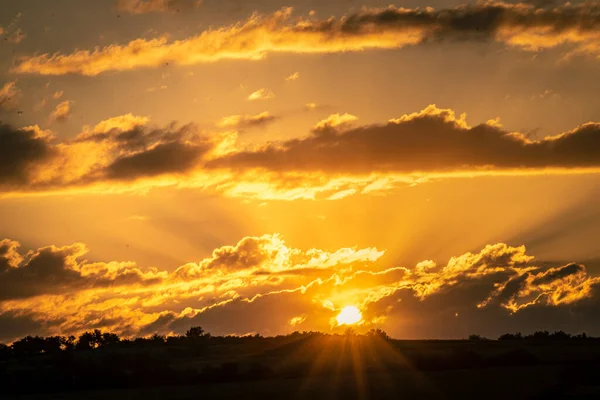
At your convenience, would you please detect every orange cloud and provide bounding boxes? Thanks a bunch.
[248,88,275,101]
[314,113,358,131]
[0,81,21,111]
[0,234,384,341]
[49,100,72,123]
[3,106,600,199]
[217,112,278,129]
[1,235,599,342]
[285,72,300,82]
[11,3,600,76]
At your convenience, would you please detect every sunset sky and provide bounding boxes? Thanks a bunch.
[1,0,600,343]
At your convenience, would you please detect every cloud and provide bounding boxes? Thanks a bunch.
[11,3,600,76]
[3,106,600,199]
[49,101,72,123]
[0,234,383,342]
[0,117,217,194]
[285,72,300,82]
[72,121,213,182]
[81,113,150,136]
[0,234,599,342]
[0,124,56,186]
[314,113,358,131]
[116,0,202,14]
[0,239,165,301]
[207,104,600,175]
[248,88,275,101]
[0,81,21,111]
[103,141,209,180]
[217,112,278,129]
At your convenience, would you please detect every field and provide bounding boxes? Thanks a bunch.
[3,333,600,399]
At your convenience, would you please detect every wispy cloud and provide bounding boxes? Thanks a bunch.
[217,112,278,129]
[12,3,600,76]
[0,81,21,111]
[285,72,300,82]
[248,88,275,101]
[49,100,72,123]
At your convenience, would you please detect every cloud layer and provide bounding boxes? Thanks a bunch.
[12,2,600,76]
[208,105,600,174]
[0,235,598,343]
[2,106,600,199]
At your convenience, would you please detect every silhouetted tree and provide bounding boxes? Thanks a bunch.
[0,343,10,359]
[11,336,45,356]
[498,332,523,340]
[149,334,166,345]
[76,329,105,350]
[42,336,65,354]
[63,335,76,351]
[186,326,206,340]
[166,335,186,346]
[468,334,485,341]
[366,328,390,340]
[530,330,551,340]
[550,330,571,340]
[101,332,121,347]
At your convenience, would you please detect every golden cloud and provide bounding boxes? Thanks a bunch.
[1,236,598,342]
[3,106,600,199]
[217,112,278,129]
[0,234,384,341]
[248,88,275,101]
[49,100,72,123]
[0,81,21,111]
[11,3,600,76]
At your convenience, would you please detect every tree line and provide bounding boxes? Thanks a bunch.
[1,327,597,359]
[469,330,597,341]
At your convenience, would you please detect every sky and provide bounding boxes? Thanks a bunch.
[1,0,600,342]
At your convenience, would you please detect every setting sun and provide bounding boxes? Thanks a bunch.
[336,306,363,326]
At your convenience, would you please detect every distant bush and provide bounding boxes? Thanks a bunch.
[497,330,595,341]
[468,334,488,341]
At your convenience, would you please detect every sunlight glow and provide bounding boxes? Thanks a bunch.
[336,306,363,326]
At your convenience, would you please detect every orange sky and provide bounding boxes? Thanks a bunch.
[1,0,600,343]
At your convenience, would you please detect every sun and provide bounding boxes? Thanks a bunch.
[336,305,363,326]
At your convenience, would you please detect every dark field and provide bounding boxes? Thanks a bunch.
[3,332,600,399]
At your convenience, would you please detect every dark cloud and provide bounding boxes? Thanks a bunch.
[0,239,163,301]
[207,106,600,174]
[104,141,209,180]
[0,124,55,185]
[532,263,584,285]
[307,1,600,44]
[13,2,600,76]
[0,311,44,342]
[76,123,214,182]
[0,121,214,192]
[167,291,312,336]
